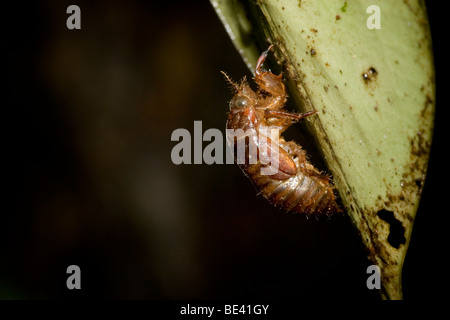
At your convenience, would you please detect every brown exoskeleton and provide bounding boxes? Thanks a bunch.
[224,45,340,215]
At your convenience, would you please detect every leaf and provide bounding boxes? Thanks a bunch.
[211,0,435,299]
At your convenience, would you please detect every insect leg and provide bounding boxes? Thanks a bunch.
[255,45,273,76]
[265,110,318,121]
[254,45,286,98]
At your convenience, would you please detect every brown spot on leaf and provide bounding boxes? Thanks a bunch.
[363,67,378,83]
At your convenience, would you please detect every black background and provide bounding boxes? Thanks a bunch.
[3,0,447,301]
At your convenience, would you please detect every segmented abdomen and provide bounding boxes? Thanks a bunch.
[245,161,339,215]
[227,109,340,216]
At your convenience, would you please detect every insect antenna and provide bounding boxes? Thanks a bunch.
[221,71,239,91]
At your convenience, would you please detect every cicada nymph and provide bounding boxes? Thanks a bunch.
[223,45,341,216]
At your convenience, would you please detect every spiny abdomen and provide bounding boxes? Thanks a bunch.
[244,162,340,216]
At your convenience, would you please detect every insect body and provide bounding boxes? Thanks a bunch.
[224,45,340,215]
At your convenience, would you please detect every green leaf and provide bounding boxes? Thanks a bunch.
[211,0,434,299]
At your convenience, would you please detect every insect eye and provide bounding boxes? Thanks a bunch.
[230,95,250,109]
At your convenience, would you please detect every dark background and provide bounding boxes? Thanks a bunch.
[2,0,446,300]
